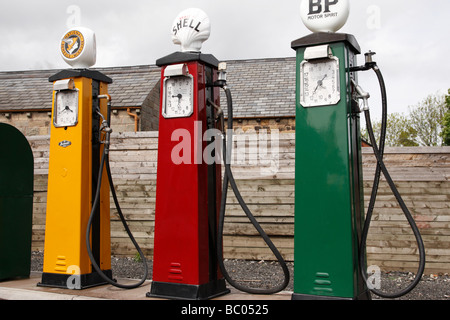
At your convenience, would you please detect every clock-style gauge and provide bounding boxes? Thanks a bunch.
[163,74,194,119]
[300,56,341,108]
[54,89,79,127]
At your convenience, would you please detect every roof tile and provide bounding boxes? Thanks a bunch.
[0,57,296,117]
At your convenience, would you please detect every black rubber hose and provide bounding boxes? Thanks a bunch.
[216,87,290,294]
[360,67,426,298]
[86,111,148,290]
[359,66,388,289]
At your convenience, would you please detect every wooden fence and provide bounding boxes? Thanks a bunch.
[29,132,450,274]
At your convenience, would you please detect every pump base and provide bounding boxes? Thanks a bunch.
[292,290,372,300]
[148,279,230,300]
[38,270,113,290]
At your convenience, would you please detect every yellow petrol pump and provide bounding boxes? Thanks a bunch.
[39,27,114,289]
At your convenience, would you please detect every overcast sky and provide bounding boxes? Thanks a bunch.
[0,0,449,120]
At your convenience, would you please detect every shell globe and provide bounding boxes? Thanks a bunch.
[171,8,211,52]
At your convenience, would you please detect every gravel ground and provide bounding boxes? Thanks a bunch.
[31,251,450,300]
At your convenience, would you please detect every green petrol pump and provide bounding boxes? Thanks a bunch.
[292,32,369,300]
[292,0,425,300]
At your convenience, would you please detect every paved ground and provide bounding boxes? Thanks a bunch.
[0,272,292,301]
[0,252,448,301]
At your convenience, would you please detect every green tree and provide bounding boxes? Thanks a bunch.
[362,112,418,147]
[408,92,446,146]
[441,89,450,146]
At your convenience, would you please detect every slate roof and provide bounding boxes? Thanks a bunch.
[0,65,161,112]
[0,57,297,118]
[100,65,161,108]
[0,69,55,111]
[223,57,296,118]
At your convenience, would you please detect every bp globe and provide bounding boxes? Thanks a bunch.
[300,0,350,33]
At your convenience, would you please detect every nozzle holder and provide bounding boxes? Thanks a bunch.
[364,51,377,68]
[349,50,377,73]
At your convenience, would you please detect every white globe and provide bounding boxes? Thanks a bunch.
[300,0,350,33]
[60,26,96,69]
[172,8,211,52]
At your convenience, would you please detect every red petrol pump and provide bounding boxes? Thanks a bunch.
[148,9,229,300]
[148,8,290,300]
[149,53,229,300]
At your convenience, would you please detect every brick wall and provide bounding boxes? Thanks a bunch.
[1,112,52,136]
[231,118,295,134]
[140,80,161,132]
[110,108,142,133]
[1,109,142,136]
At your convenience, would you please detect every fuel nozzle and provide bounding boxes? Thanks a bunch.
[351,79,371,111]
[96,94,113,154]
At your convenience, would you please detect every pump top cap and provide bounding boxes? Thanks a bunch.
[60,26,96,69]
[172,8,211,53]
[300,0,350,33]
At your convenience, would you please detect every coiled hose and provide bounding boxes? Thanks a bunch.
[86,102,148,289]
[359,66,426,298]
[216,87,290,294]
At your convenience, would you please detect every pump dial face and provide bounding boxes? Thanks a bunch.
[300,57,341,108]
[54,90,79,127]
[163,75,194,119]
